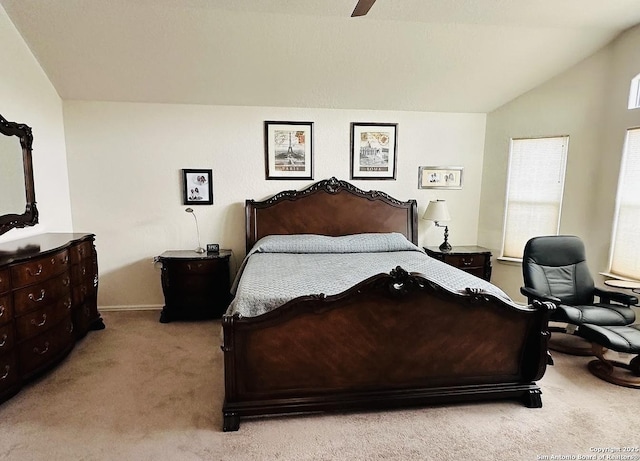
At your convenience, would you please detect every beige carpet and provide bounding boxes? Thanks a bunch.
[0,310,638,461]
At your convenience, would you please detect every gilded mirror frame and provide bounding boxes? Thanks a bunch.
[0,114,38,235]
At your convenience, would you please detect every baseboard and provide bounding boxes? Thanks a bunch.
[98,304,163,312]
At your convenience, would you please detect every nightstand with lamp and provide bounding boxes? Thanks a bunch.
[155,207,232,322]
[422,199,492,282]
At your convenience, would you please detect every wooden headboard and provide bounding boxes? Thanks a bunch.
[245,177,418,252]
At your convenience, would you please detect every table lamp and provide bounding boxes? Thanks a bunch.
[185,207,205,254]
[422,199,452,252]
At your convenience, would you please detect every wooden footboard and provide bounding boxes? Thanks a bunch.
[221,267,553,431]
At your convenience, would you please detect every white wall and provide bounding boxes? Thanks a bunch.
[63,101,487,308]
[0,5,72,243]
[479,24,640,302]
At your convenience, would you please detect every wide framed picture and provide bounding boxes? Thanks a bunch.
[264,121,314,180]
[182,168,213,205]
[350,122,398,180]
[418,166,464,189]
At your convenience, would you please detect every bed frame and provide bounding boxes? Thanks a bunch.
[222,177,552,431]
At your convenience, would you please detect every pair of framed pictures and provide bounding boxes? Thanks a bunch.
[418,166,464,190]
[263,121,398,180]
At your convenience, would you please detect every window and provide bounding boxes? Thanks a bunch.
[628,73,640,110]
[501,136,569,260]
[609,128,640,280]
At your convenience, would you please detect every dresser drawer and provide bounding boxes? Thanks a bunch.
[73,302,96,337]
[73,281,96,306]
[0,352,19,396]
[10,249,70,289]
[0,323,15,354]
[15,297,73,341]
[71,258,96,284]
[70,241,94,264]
[13,272,72,316]
[0,294,13,327]
[18,318,75,377]
[0,269,9,294]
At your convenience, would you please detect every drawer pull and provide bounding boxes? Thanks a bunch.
[28,289,46,303]
[64,298,72,310]
[0,305,4,318]
[461,258,473,266]
[0,365,9,381]
[0,333,7,347]
[67,322,74,334]
[33,342,50,356]
[63,277,71,287]
[31,313,47,328]
[27,264,43,277]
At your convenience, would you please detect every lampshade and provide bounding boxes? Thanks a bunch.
[422,200,451,223]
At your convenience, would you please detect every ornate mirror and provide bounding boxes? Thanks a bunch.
[0,114,38,235]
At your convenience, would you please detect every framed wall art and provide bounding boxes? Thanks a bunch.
[182,168,213,205]
[418,166,464,190]
[264,121,314,180]
[350,122,398,180]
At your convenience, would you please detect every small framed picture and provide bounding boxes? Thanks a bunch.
[264,121,314,180]
[350,122,398,180]
[182,169,213,205]
[418,166,463,189]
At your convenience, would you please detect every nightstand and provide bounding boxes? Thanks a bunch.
[423,245,492,282]
[156,250,232,323]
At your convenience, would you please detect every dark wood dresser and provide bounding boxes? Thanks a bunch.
[156,250,232,323]
[0,233,104,404]
[424,245,492,281]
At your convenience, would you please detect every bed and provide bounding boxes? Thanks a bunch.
[221,177,552,431]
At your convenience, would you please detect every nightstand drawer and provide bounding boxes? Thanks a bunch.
[441,254,487,269]
[424,246,492,282]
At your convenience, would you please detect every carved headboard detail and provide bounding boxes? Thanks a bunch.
[245,177,418,252]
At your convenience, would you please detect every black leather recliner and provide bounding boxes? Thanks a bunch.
[521,235,637,354]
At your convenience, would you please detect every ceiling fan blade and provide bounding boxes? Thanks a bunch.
[351,0,377,17]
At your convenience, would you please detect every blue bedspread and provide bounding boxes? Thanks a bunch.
[227,233,510,318]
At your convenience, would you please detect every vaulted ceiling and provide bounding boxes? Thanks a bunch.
[3,0,640,113]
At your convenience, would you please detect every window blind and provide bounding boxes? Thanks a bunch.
[610,128,640,279]
[501,136,568,259]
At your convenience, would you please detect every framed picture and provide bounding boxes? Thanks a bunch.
[350,122,398,180]
[182,169,213,205]
[418,166,464,189]
[264,121,314,180]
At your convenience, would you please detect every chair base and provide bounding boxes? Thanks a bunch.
[588,345,640,389]
[548,327,595,356]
